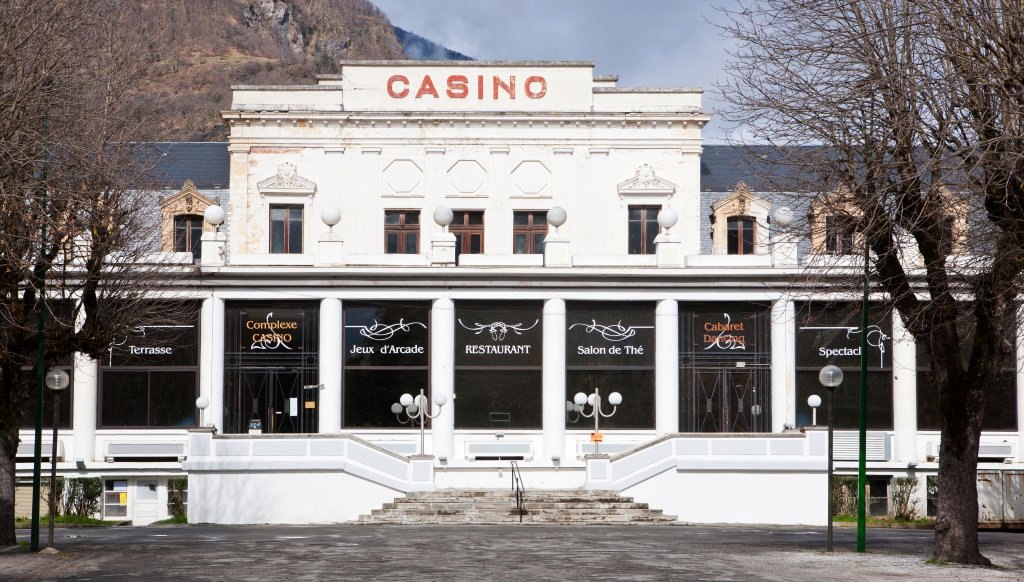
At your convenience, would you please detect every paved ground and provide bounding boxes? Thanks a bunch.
[3,524,1022,581]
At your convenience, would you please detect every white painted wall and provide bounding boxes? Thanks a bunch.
[625,468,827,525]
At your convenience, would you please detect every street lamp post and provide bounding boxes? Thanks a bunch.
[819,364,844,552]
[45,367,69,548]
[391,389,447,456]
[858,235,870,553]
[572,387,622,455]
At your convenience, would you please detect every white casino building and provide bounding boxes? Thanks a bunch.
[17,61,1024,526]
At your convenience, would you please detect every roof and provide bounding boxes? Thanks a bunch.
[140,142,230,190]
[700,145,813,193]
[136,142,812,195]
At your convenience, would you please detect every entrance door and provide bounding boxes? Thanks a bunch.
[683,367,769,432]
[239,368,318,434]
[133,480,159,525]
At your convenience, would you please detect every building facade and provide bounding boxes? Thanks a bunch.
[17,61,1024,526]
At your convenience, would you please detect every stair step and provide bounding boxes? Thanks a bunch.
[358,489,675,525]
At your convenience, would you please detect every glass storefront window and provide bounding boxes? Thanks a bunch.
[678,304,772,433]
[224,304,319,434]
[343,300,430,428]
[455,301,543,429]
[566,302,655,429]
[795,303,893,430]
[99,308,199,428]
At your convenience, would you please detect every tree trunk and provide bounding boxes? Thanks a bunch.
[0,441,17,546]
[933,377,988,564]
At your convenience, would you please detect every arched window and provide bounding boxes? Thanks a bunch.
[174,214,204,259]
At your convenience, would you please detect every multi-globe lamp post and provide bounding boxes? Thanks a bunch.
[572,387,622,455]
[391,389,447,456]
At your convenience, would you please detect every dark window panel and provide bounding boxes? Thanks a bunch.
[344,369,429,428]
[148,371,197,427]
[454,369,542,429]
[100,371,149,427]
[795,370,893,429]
[566,370,655,429]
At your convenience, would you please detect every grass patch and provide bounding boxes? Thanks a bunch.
[833,514,934,528]
[151,515,187,525]
[15,515,126,528]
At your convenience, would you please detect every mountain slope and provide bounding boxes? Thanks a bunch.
[135,0,405,140]
[395,27,474,61]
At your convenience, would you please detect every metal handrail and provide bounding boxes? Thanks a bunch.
[510,460,526,522]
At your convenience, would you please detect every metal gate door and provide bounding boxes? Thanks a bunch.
[239,368,318,434]
[684,366,769,433]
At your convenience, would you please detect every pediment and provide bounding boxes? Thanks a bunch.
[160,179,218,214]
[257,162,316,195]
[711,181,770,216]
[617,164,676,196]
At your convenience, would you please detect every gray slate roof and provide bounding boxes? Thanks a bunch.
[142,143,793,194]
[142,142,230,190]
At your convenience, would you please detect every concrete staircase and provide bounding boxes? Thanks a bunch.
[357,489,678,525]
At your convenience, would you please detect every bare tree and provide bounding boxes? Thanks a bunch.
[0,0,187,546]
[719,0,1024,564]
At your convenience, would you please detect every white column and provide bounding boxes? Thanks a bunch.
[543,298,567,461]
[71,353,98,463]
[655,299,679,434]
[892,311,918,464]
[771,299,796,431]
[199,297,225,432]
[319,298,342,433]
[1017,305,1024,462]
[431,297,455,459]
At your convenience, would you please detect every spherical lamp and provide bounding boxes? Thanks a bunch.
[657,207,678,231]
[321,206,341,230]
[818,365,844,389]
[45,368,69,391]
[204,205,225,228]
[433,206,454,227]
[774,206,794,230]
[547,207,567,231]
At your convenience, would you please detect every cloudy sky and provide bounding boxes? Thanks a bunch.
[372,0,738,142]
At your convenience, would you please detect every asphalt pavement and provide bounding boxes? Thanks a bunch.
[4,523,1022,581]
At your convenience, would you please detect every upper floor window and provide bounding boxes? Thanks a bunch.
[159,180,215,258]
[710,184,770,256]
[450,211,484,259]
[727,216,756,255]
[824,214,857,255]
[174,214,204,259]
[513,211,547,254]
[385,210,420,254]
[270,205,303,254]
[628,205,659,255]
